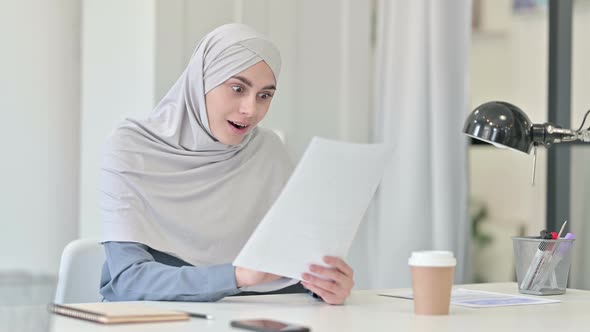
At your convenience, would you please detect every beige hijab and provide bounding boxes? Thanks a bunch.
[100,23,292,266]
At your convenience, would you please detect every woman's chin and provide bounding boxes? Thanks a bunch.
[219,135,245,146]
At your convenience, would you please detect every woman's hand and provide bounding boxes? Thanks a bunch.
[234,266,282,287]
[301,256,354,305]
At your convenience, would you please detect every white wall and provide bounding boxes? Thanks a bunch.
[569,0,590,290]
[79,0,156,237]
[0,0,80,274]
[469,7,548,282]
[287,0,372,157]
[571,147,590,289]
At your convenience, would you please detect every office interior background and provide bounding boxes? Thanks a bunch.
[1,0,589,291]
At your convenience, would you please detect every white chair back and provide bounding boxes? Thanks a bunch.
[54,238,105,303]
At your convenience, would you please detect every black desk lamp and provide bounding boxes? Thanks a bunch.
[463,101,590,183]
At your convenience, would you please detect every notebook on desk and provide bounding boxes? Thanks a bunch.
[48,302,189,324]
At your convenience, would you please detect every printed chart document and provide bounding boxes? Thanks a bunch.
[233,137,390,287]
[379,288,561,308]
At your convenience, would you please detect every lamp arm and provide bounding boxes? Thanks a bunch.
[533,123,590,146]
[545,125,578,143]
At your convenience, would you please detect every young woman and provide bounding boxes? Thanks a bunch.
[99,23,354,305]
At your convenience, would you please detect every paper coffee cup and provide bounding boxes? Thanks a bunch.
[409,251,456,315]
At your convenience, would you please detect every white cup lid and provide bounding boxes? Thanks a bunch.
[408,251,456,267]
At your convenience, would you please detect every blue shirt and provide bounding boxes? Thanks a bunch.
[100,241,309,302]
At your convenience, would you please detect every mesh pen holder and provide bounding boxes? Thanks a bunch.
[512,236,575,295]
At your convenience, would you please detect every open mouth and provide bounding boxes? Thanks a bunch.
[227,120,249,130]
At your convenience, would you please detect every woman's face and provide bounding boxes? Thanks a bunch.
[205,61,276,145]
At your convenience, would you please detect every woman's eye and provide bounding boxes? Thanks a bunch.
[231,86,243,93]
[259,92,273,100]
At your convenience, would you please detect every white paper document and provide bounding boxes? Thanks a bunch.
[233,137,391,284]
[379,288,561,308]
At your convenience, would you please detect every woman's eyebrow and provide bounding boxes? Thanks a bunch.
[231,75,276,90]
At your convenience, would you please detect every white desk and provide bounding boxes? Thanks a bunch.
[51,283,590,332]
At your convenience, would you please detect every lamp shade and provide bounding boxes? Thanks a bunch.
[463,101,534,154]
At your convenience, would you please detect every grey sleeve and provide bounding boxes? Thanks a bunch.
[100,241,240,302]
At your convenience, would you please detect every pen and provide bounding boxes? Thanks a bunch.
[531,232,575,291]
[185,311,214,320]
[557,220,568,238]
[534,220,568,291]
[520,231,553,291]
[533,232,559,288]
